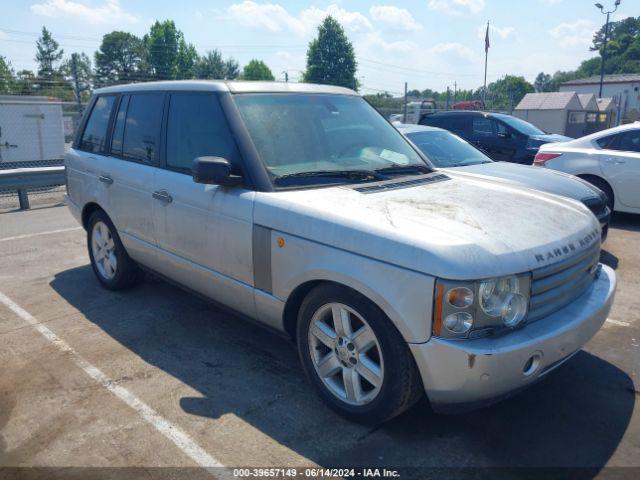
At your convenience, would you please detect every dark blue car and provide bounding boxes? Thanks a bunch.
[419,111,572,165]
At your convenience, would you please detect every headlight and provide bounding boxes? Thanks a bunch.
[434,274,531,339]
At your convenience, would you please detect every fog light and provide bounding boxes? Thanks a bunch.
[444,312,473,334]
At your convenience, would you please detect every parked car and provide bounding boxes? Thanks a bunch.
[397,124,610,239]
[419,111,572,165]
[66,81,615,424]
[535,122,640,214]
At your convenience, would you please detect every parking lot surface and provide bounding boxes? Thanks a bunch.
[0,204,639,479]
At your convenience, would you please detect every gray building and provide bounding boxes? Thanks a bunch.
[559,73,640,122]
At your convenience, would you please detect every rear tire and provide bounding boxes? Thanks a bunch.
[297,284,423,424]
[87,210,144,290]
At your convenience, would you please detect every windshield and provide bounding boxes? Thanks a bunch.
[493,114,545,136]
[234,93,431,186]
[406,130,492,167]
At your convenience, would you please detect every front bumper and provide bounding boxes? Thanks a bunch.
[410,264,616,413]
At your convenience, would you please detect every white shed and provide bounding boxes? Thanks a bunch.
[0,95,65,166]
[513,92,582,135]
[577,93,598,111]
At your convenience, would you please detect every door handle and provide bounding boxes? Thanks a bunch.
[152,190,173,204]
[98,175,113,185]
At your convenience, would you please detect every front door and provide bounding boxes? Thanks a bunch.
[600,128,640,208]
[152,91,256,318]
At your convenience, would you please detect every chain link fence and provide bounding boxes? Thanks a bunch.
[0,95,85,210]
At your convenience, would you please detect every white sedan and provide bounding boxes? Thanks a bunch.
[535,122,640,214]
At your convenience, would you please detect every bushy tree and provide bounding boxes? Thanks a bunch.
[486,75,534,110]
[241,59,274,81]
[61,53,93,102]
[176,39,198,79]
[35,27,64,79]
[145,20,181,80]
[0,56,14,94]
[303,16,357,89]
[224,58,240,79]
[95,31,147,86]
[534,72,552,92]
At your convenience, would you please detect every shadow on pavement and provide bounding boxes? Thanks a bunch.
[51,266,635,476]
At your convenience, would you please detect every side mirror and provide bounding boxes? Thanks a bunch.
[192,156,243,186]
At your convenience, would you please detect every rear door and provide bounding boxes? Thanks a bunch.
[66,95,117,216]
[152,91,256,318]
[107,92,164,267]
[600,128,640,208]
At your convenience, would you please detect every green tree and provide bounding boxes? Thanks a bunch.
[0,56,14,94]
[592,16,640,51]
[176,39,198,79]
[534,72,552,92]
[95,31,147,86]
[224,58,240,79]
[145,20,182,80]
[303,16,357,89]
[35,26,64,80]
[241,59,274,81]
[486,75,534,110]
[195,50,226,79]
[61,53,93,103]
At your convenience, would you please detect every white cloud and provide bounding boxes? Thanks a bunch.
[363,32,418,53]
[369,5,422,31]
[224,1,372,36]
[477,24,516,40]
[429,42,476,62]
[428,0,485,16]
[549,19,597,48]
[30,0,138,25]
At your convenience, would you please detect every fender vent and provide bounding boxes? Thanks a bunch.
[353,173,450,194]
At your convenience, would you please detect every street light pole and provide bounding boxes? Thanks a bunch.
[595,0,621,98]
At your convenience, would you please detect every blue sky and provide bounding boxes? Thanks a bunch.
[2,0,640,93]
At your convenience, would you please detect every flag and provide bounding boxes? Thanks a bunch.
[485,22,490,53]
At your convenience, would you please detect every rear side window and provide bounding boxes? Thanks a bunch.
[614,130,640,153]
[166,93,238,173]
[110,95,129,156]
[596,133,617,149]
[79,95,115,153]
[122,93,164,164]
[472,117,494,135]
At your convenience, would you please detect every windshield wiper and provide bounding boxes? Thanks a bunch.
[375,164,432,175]
[274,169,387,184]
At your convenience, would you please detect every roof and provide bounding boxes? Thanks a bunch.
[515,92,577,110]
[560,74,640,86]
[394,123,443,134]
[94,80,357,96]
[577,93,597,109]
[597,97,616,111]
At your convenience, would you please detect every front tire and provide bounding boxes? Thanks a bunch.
[87,210,144,290]
[297,284,423,424]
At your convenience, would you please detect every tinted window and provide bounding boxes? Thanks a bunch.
[492,113,545,136]
[596,133,617,149]
[614,130,640,153]
[110,95,129,156]
[166,93,238,173]
[122,93,164,164]
[79,96,115,153]
[473,117,494,135]
[406,130,491,167]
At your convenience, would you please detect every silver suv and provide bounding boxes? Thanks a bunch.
[66,81,616,423]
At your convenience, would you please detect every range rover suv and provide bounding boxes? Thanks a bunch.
[66,81,616,423]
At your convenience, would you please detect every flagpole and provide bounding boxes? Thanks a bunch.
[483,21,489,108]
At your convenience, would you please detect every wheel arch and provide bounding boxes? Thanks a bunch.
[576,174,615,207]
[81,202,107,230]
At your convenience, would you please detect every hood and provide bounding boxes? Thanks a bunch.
[452,162,600,201]
[254,173,600,280]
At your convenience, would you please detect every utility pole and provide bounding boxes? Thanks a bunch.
[595,1,621,98]
[446,86,451,110]
[483,21,490,108]
[454,81,457,104]
[403,82,408,123]
[70,54,83,114]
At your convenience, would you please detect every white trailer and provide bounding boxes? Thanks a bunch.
[0,95,65,166]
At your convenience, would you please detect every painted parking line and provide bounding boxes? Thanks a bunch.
[606,318,631,327]
[0,227,82,243]
[0,290,230,478]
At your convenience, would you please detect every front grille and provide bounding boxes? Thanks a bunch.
[528,243,601,323]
